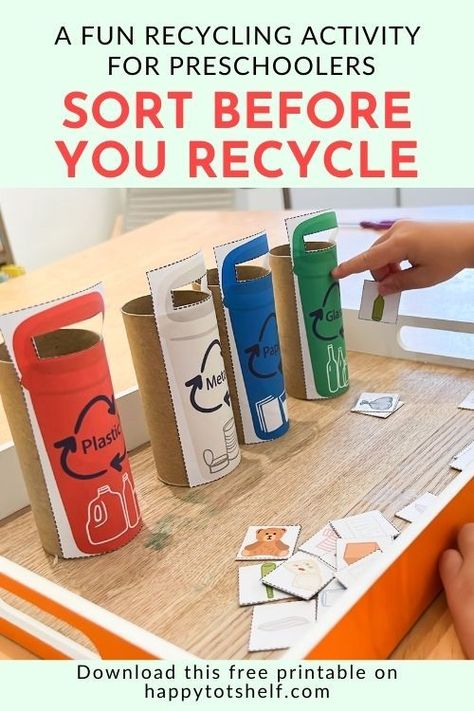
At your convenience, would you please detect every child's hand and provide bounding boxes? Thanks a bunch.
[332,221,474,295]
[439,523,474,659]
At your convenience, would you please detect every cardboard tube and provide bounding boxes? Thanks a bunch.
[269,244,307,399]
[122,292,209,486]
[206,265,269,444]
[0,329,99,557]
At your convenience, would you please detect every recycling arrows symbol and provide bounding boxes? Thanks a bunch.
[54,394,125,480]
[185,339,230,413]
[309,282,344,341]
[244,313,282,379]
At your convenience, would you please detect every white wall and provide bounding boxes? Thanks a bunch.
[0,189,124,269]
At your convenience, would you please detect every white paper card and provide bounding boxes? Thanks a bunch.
[249,599,317,652]
[352,401,405,419]
[336,551,383,588]
[316,579,346,620]
[236,525,300,561]
[336,537,394,570]
[450,441,474,471]
[358,280,401,324]
[395,492,438,523]
[458,390,474,410]
[261,551,334,600]
[238,564,293,606]
[298,524,339,568]
[330,510,399,540]
[353,393,400,414]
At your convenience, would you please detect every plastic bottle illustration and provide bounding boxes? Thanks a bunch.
[290,211,349,398]
[372,294,385,322]
[122,471,140,529]
[360,396,394,411]
[326,344,339,394]
[261,562,277,599]
[149,253,241,486]
[218,233,289,443]
[12,291,142,556]
[86,485,129,545]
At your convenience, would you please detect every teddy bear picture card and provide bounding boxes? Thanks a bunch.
[235,525,301,561]
[261,551,334,600]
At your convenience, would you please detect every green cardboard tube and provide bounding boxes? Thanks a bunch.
[291,212,349,398]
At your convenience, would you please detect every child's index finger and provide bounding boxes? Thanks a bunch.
[332,242,400,279]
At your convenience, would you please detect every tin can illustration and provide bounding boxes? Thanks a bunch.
[289,211,349,399]
[148,252,241,486]
[11,291,142,556]
[216,233,289,443]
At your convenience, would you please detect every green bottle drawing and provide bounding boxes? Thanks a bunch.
[371,294,385,321]
[261,562,277,599]
[291,212,349,398]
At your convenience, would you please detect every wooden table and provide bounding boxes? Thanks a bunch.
[0,210,469,660]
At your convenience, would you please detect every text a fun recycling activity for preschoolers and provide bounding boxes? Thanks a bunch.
[0,209,473,661]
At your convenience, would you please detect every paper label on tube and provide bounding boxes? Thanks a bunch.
[0,284,142,558]
[214,233,289,444]
[285,211,349,400]
[147,252,241,486]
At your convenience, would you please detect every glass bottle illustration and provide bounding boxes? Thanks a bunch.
[337,347,348,388]
[326,344,339,394]
[372,293,385,321]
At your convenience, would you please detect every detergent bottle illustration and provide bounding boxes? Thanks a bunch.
[216,233,289,443]
[12,290,142,556]
[148,252,241,486]
[289,211,349,399]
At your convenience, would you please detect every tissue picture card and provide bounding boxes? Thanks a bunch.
[248,599,317,652]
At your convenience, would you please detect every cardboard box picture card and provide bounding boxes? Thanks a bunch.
[261,550,334,600]
[238,563,294,606]
[270,211,349,401]
[248,599,317,652]
[214,233,289,444]
[0,285,142,559]
[236,525,301,560]
[335,536,394,570]
[146,252,241,487]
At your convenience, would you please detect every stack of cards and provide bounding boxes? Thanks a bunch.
[352,392,404,419]
[238,510,401,652]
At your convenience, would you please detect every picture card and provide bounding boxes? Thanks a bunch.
[336,551,383,589]
[353,393,400,414]
[316,579,346,620]
[336,537,394,570]
[358,280,401,324]
[352,401,405,419]
[458,390,474,410]
[238,563,293,606]
[395,492,438,523]
[298,523,339,568]
[236,525,300,560]
[450,441,474,471]
[330,510,399,540]
[249,599,317,652]
[261,551,334,600]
